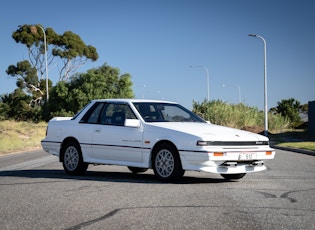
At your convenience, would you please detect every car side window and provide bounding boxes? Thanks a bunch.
[100,103,137,126]
[80,102,105,124]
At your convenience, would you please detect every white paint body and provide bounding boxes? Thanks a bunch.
[41,99,275,175]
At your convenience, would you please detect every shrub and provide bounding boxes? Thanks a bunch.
[192,100,290,133]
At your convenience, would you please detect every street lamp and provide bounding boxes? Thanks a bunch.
[235,84,241,104]
[31,25,49,102]
[249,33,268,136]
[222,83,241,103]
[190,65,210,101]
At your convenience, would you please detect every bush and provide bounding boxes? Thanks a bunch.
[192,100,290,133]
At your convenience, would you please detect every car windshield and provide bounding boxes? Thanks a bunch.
[133,102,206,123]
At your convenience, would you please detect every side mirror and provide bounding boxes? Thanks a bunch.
[124,119,140,128]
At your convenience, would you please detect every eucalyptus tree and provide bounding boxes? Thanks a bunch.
[7,24,98,103]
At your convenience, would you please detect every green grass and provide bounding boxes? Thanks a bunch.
[277,142,315,151]
[269,129,315,152]
[0,120,47,154]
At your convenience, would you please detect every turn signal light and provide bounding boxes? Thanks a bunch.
[266,151,272,155]
[213,152,224,157]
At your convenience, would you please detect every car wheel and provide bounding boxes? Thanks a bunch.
[62,141,88,176]
[152,143,184,182]
[220,173,246,180]
[127,166,148,174]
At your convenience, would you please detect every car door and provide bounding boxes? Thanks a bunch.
[90,102,144,164]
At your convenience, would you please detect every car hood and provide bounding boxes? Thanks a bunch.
[147,122,268,142]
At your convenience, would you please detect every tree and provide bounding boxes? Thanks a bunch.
[3,24,99,121]
[0,89,41,122]
[52,31,98,80]
[12,25,57,82]
[6,60,51,106]
[10,24,99,93]
[272,98,302,128]
[47,63,134,119]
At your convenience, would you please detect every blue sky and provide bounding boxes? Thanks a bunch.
[1,0,314,110]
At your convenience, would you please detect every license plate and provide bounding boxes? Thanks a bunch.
[239,152,256,160]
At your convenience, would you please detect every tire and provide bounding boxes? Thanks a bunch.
[127,166,148,174]
[220,173,246,180]
[152,143,185,182]
[62,141,88,176]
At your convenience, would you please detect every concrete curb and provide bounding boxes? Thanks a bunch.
[272,145,315,156]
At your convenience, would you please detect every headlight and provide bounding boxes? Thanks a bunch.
[196,141,208,146]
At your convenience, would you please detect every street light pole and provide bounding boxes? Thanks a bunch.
[222,83,241,103]
[190,66,210,102]
[235,84,241,104]
[31,25,49,102]
[249,34,268,136]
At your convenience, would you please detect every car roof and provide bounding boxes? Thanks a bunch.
[90,98,178,104]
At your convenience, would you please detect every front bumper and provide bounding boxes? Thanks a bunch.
[179,148,275,174]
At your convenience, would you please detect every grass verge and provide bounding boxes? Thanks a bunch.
[277,142,315,151]
[0,120,47,155]
[269,129,315,152]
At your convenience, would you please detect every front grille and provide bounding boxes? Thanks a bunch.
[201,141,269,146]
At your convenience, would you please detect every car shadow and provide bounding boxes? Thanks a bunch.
[0,169,233,184]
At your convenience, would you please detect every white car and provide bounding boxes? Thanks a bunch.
[41,99,275,182]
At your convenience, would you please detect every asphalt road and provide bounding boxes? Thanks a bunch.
[0,149,314,230]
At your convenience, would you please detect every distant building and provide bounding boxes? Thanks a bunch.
[309,101,315,136]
